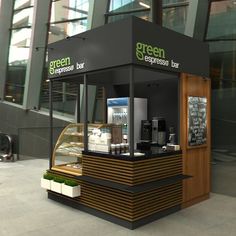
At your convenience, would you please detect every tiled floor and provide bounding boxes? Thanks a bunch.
[1,158,236,236]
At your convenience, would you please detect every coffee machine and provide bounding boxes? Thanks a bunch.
[141,120,152,141]
[152,117,166,146]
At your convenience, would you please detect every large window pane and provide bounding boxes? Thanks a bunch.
[5,66,26,104]
[206,1,236,197]
[48,19,87,44]
[12,7,33,28]
[107,0,151,23]
[4,0,35,105]
[163,5,188,34]
[207,0,236,40]
[40,0,90,115]
[14,0,34,10]
[8,28,31,65]
[51,0,89,22]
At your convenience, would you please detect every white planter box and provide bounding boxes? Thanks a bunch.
[51,181,62,194]
[41,178,51,190]
[62,184,81,198]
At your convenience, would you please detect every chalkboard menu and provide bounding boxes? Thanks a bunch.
[188,96,207,146]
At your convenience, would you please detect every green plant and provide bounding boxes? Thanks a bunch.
[43,173,54,180]
[64,180,78,187]
[54,177,65,184]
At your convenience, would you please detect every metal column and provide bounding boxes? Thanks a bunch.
[76,86,80,123]
[129,66,134,157]
[152,0,162,26]
[84,74,88,151]
[49,80,53,169]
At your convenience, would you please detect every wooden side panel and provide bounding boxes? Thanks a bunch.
[82,154,182,185]
[180,73,211,207]
[80,181,182,221]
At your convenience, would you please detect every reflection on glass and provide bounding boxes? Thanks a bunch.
[108,0,151,22]
[207,1,236,157]
[4,0,35,105]
[163,5,188,34]
[51,0,89,22]
[12,7,33,28]
[163,0,186,4]
[8,29,31,65]
[209,41,236,88]
[4,66,26,104]
[14,0,34,10]
[108,11,150,23]
[40,81,77,115]
[48,19,87,44]
[207,0,236,40]
[41,0,90,114]
[109,0,150,12]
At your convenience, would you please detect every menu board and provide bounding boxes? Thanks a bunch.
[188,96,207,146]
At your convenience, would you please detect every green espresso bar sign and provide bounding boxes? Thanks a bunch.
[136,42,180,69]
[49,56,85,76]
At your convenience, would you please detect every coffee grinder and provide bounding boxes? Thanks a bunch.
[152,117,166,146]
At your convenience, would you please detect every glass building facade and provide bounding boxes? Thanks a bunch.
[40,0,90,116]
[4,0,35,105]
[206,0,236,154]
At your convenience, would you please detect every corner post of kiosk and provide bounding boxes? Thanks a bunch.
[129,65,134,157]
[49,79,53,169]
[83,73,88,152]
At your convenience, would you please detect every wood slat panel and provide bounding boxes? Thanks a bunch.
[83,154,182,185]
[80,181,182,221]
[180,74,211,206]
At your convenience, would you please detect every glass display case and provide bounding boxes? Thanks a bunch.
[51,123,113,175]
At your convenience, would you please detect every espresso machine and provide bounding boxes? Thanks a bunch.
[152,117,166,146]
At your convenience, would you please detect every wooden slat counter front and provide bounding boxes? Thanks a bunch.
[48,149,189,229]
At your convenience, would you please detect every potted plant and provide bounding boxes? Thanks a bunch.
[41,173,54,190]
[51,176,64,194]
[62,179,81,198]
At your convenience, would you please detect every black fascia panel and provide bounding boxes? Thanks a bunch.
[48,16,209,80]
[47,17,133,79]
[132,17,209,78]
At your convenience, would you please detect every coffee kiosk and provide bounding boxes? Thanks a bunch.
[42,17,211,229]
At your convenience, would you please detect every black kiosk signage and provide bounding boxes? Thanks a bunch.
[45,17,209,229]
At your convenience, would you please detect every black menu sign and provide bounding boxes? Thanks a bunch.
[188,96,207,146]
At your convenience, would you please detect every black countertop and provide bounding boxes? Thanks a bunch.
[76,174,190,193]
[82,147,182,161]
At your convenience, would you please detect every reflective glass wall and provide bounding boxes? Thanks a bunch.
[163,0,189,34]
[48,0,89,44]
[106,0,189,33]
[40,0,90,116]
[4,0,35,105]
[206,0,236,153]
[106,0,151,23]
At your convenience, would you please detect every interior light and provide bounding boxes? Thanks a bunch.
[5,95,13,98]
[139,1,150,8]
[46,79,50,82]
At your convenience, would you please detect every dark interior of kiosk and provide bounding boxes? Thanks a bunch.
[50,65,180,161]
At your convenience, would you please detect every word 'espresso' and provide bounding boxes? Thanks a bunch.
[136,42,180,69]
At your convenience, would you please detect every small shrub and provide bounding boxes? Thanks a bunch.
[43,173,54,180]
[65,180,78,187]
[54,177,65,183]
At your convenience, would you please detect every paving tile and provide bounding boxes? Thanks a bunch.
[1,158,236,236]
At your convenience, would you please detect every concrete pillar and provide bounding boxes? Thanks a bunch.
[23,0,51,110]
[184,0,210,40]
[0,0,14,100]
[88,0,108,29]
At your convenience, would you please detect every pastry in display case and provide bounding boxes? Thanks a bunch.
[52,123,84,176]
[51,123,114,175]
